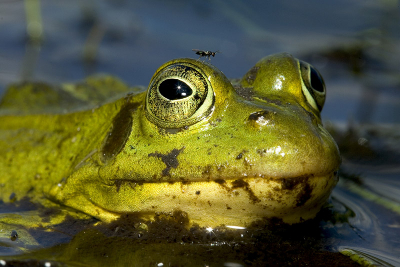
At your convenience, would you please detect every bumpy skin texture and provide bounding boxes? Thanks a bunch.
[0,53,340,227]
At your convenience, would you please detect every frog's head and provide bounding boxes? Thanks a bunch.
[53,53,340,227]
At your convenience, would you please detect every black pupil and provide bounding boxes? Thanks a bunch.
[310,67,324,92]
[159,79,193,100]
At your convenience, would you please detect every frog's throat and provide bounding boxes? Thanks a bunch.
[53,172,338,227]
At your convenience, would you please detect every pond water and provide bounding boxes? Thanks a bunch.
[0,0,400,266]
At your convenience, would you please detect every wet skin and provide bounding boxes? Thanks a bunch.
[0,53,340,227]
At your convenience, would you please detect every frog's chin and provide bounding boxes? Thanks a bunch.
[53,171,338,227]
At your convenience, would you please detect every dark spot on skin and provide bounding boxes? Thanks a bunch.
[113,180,137,192]
[280,177,304,190]
[114,180,123,193]
[196,191,201,195]
[180,178,191,185]
[232,179,260,204]
[214,179,226,185]
[233,85,254,101]
[214,178,260,204]
[207,200,212,206]
[213,178,231,192]
[226,204,232,210]
[235,150,248,160]
[101,102,138,163]
[279,176,314,207]
[148,147,185,177]
[296,182,312,207]
[231,179,248,188]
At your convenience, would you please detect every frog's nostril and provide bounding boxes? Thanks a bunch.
[247,110,276,128]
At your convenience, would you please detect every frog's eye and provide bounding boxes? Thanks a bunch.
[299,61,326,112]
[146,63,214,128]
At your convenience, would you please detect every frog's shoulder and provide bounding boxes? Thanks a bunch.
[0,75,145,115]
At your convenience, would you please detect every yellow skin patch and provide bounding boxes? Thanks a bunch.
[0,53,340,227]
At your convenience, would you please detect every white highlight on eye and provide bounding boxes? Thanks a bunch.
[208,75,211,82]
[273,75,285,90]
[176,83,187,96]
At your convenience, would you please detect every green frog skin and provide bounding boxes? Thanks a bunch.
[0,53,340,227]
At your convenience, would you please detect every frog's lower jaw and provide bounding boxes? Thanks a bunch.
[52,172,338,227]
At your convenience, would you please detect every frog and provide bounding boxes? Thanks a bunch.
[0,53,340,230]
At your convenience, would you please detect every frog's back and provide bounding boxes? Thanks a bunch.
[0,75,144,115]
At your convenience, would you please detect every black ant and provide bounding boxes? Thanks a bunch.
[192,49,220,60]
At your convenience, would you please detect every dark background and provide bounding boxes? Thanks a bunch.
[0,0,399,123]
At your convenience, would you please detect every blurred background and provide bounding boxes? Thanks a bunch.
[0,0,399,124]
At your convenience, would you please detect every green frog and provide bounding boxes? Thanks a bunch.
[0,53,340,229]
